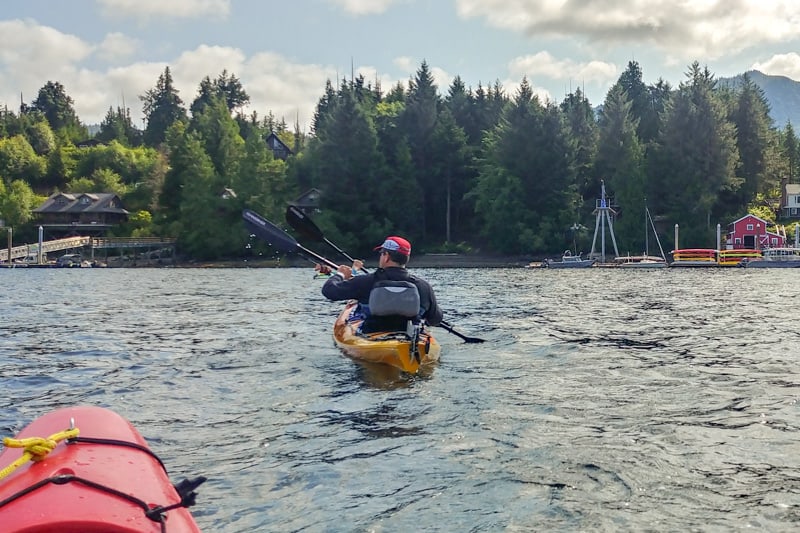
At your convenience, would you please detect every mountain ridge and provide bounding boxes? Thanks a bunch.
[718,70,800,128]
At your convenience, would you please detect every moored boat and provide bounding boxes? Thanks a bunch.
[617,203,668,268]
[0,405,204,533]
[541,250,595,269]
[616,254,668,268]
[742,247,800,267]
[333,300,440,374]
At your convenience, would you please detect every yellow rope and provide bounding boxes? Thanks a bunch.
[0,428,80,481]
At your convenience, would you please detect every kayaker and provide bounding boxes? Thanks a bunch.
[319,236,443,333]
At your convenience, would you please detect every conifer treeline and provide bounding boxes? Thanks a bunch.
[1,60,797,259]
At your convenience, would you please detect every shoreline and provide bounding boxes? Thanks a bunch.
[183,255,531,269]
[9,254,531,269]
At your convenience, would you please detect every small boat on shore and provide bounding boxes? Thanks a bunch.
[0,405,204,532]
[741,247,800,268]
[542,250,595,269]
[333,301,440,374]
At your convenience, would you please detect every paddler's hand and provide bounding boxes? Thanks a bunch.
[352,259,364,273]
[336,265,354,279]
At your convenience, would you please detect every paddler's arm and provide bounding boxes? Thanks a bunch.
[321,268,371,301]
[420,281,443,326]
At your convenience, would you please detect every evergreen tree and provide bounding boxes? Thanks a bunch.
[472,78,576,254]
[190,94,245,180]
[616,61,660,145]
[233,128,289,224]
[782,122,799,182]
[30,81,87,141]
[97,106,142,146]
[159,121,198,227]
[727,72,773,215]
[177,139,227,258]
[190,70,250,117]
[654,62,739,245]
[560,88,599,212]
[311,80,337,136]
[445,77,480,145]
[140,67,187,147]
[429,107,472,243]
[595,85,647,252]
[314,83,387,254]
[373,94,423,239]
[402,61,441,240]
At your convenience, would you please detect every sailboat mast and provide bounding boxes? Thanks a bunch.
[644,198,649,255]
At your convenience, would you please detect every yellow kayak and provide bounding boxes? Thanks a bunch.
[333,301,441,374]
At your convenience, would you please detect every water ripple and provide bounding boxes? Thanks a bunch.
[1,268,800,531]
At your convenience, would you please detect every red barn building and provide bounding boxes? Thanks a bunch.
[726,214,784,249]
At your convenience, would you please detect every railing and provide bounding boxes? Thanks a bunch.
[2,236,176,262]
[91,237,176,249]
[1,237,91,262]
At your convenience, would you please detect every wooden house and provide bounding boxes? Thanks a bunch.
[725,214,784,249]
[266,132,292,160]
[33,192,129,236]
[780,180,800,219]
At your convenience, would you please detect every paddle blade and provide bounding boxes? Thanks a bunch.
[285,204,324,241]
[243,209,299,254]
[438,320,486,343]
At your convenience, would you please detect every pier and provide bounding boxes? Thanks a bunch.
[2,233,176,266]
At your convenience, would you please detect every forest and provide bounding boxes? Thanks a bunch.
[0,59,798,261]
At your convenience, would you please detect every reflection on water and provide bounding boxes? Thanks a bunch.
[1,267,799,531]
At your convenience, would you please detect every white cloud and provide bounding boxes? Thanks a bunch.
[238,51,335,132]
[393,56,415,74]
[328,0,398,16]
[752,53,800,81]
[97,32,139,62]
[0,19,92,71]
[456,0,800,61]
[429,66,454,92]
[507,51,617,102]
[96,0,230,19]
[0,19,93,110]
[0,22,332,132]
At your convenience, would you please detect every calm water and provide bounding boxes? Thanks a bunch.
[1,267,799,532]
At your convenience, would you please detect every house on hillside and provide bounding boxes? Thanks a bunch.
[780,180,800,219]
[726,214,784,249]
[33,192,129,236]
[292,188,322,215]
[75,139,105,149]
[266,132,292,160]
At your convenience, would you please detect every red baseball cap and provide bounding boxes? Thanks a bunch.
[373,236,411,256]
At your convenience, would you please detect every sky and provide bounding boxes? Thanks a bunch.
[2,0,800,134]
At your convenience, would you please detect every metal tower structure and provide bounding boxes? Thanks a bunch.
[590,180,620,263]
